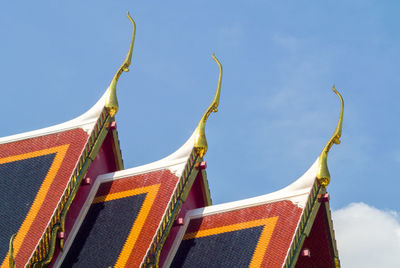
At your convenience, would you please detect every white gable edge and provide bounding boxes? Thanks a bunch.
[0,90,109,145]
[53,130,196,267]
[162,158,319,267]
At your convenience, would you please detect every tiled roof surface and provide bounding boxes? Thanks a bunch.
[171,200,303,268]
[58,169,181,267]
[0,128,89,267]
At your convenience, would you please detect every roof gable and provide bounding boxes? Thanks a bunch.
[2,13,136,266]
[164,159,340,268]
[1,91,126,267]
[59,171,170,267]
[294,202,340,267]
[0,127,91,267]
[170,201,300,267]
[55,129,212,267]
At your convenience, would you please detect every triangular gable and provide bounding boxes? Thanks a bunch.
[59,173,164,267]
[0,143,70,267]
[164,159,340,268]
[1,13,136,267]
[293,201,340,268]
[55,131,212,267]
[170,202,299,267]
[0,95,122,267]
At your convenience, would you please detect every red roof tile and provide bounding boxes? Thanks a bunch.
[171,200,303,268]
[0,128,89,267]
[58,169,180,267]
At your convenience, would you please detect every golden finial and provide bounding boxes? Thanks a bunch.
[9,234,16,268]
[194,54,223,158]
[316,85,344,188]
[105,12,136,118]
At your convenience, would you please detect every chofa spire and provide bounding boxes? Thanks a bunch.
[194,54,223,158]
[105,12,136,118]
[316,85,344,188]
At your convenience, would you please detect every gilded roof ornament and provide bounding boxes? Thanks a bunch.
[9,234,16,268]
[105,12,136,118]
[194,54,223,158]
[316,85,344,188]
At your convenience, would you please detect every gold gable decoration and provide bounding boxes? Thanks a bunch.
[105,12,136,118]
[316,85,344,188]
[194,54,223,158]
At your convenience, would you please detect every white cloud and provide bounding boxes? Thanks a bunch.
[333,203,400,267]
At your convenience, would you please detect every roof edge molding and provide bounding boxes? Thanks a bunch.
[163,158,319,267]
[194,54,223,158]
[0,91,106,144]
[187,158,319,219]
[96,52,224,183]
[24,13,137,267]
[316,85,344,188]
[105,12,136,118]
[54,130,202,267]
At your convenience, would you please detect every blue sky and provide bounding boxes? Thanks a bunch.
[1,1,399,266]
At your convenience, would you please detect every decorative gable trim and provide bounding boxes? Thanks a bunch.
[283,179,322,268]
[28,109,112,267]
[142,151,201,267]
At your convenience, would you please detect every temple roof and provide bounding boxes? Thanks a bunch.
[162,86,343,268]
[49,49,223,267]
[1,13,136,267]
[164,159,340,267]
[0,12,345,268]
[0,95,118,267]
[54,128,211,267]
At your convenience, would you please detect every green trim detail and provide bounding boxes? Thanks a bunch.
[284,180,322,268]
[143,151,200,267]
[111,127,124,170]
[29,110,111,267]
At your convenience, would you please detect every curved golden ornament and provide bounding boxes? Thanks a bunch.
[194,54,223,158]
[316,85,344,188]
[105,12,136,117]
[9,234,16,268]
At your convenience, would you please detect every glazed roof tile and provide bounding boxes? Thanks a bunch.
[0,92,115,267]
[55,131,205,267]
[165,159,340,268]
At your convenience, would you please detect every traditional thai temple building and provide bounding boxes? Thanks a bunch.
[0,14,342,268]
